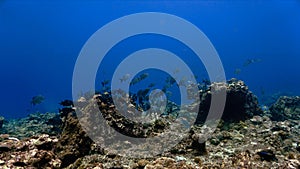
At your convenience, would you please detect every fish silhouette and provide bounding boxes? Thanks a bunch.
[243,58,262,67]
[257,150,277,161]
[30,95,45,106]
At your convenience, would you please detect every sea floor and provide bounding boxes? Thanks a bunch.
[0,110,299,168]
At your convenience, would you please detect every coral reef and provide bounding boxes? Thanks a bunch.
[196,78,263,123]
[269,96,300,121]
[0,112,60,139]
[0,79,299,168]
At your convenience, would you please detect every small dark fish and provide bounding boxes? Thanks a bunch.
[130,73,149,86]
[162,86,167,93]
[101,80,109,87]
[178,79,186,87]
[130,77,140,86]
[59,100,74,107]
[202,79,211,86]
[139,73,149,80]
[260,87,265,96]
[166,76,176,86]
[178,76,188,87]
[141,101,150,111]
[173,68,180,74]
[101,86,110,92]
[257,150,277,161]
[31,95,45,106]
[137,88,150,99]
[296,144,300,153]
[120,73,131,82]
[234,68,241,75]
[130,93,137,102]
[166,91,172,98]
[243,58,262,67]
[148,83,155,88]
[163,84,171,91]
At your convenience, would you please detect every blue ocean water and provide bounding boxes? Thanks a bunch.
[0,1,299,119]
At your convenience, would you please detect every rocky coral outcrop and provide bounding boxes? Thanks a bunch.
[54,110,94,168]
[196,78,263,123]
[52,90,207,167]
[269,96,300,121]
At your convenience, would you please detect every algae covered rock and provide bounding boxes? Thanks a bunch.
[269,96,300,121]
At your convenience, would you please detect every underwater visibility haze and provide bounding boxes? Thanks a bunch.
[0,1,299,118]
[0,1,300,168]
